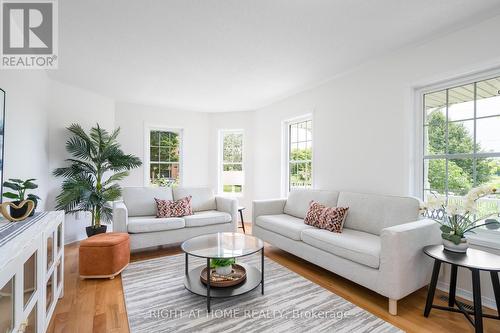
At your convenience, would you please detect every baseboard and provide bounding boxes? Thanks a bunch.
[437,281,497,310]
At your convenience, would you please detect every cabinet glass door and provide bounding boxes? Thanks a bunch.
[56,260,62,290]
[47,232,54,270]
[46,273,54,314]
[25,303,37,333]
[24,251,37,308]
[57,223,63,253]
[0,277,14,333]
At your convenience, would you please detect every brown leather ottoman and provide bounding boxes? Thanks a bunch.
[79,232,130,279]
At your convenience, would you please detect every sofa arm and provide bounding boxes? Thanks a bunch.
[252,199,287,226]
[112,201,129,233]
[378,218,441,300]
[215,196,238,232]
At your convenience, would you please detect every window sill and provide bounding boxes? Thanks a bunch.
[218,192,244,198]
[467,229,500,250]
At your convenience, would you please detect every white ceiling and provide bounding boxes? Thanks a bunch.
[49,0,500,112]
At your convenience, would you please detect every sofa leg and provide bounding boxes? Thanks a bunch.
[388,298,397,315]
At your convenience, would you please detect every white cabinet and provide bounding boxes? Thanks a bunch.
[0,212,64,333]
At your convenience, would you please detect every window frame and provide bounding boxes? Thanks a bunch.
[144,125,184,187]
[283,115,313,194]
[414,69,500,247]
[218,129,244,197]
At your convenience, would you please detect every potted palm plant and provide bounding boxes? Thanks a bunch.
[53,124,142,237]
[2,178,41,217]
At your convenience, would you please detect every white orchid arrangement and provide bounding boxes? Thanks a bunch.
[421,185,499,245]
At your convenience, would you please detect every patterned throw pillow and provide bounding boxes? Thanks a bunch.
[304,201,349,233]
[155,196,193,218]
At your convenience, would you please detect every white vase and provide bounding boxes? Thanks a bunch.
[442,238,468,253]
[215,265,233,276]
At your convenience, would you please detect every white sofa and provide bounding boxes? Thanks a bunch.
[113,187,238,250]
[252,189,441,315]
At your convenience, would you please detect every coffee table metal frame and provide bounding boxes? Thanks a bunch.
[182,238,264,312]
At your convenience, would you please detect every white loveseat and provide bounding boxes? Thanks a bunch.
[252,189,441,315]
[113,187,238,250]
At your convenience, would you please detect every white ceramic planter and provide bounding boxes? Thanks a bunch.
[215,265,233,276]
[442,238,468,253]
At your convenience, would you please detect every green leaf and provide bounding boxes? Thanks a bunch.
[103,171,129,185]
[440,225,453,233]
[8,178,24,183]
[27,194,41,201]
[3,181,21,191]
[23,181,38,189]
[2,192,20,199]
[210,258,235,268]
[441,233,463,245]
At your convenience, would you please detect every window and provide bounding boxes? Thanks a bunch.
[219,130,244,195]
[422,75,500,221]
[148,129,182,187]
[287,118,313,191]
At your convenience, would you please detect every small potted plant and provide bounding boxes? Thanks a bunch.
[421,185,499,252]
[2,178,41,218]
[210,258,235,276]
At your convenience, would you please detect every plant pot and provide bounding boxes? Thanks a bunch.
[28,200,38,217]
[442,238,468,253]
[85,225,107,237]
[10,200,30,219]
[215,265,233,276]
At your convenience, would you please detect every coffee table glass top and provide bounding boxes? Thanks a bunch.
[181,232,264,259]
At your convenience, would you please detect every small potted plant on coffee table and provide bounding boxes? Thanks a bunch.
[211,258,235,276]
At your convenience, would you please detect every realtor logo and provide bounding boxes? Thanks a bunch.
[1,0,58,69]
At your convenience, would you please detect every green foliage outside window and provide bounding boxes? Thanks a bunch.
[290,147,312,188]
[426,111,500,195]
[150,130,180,187]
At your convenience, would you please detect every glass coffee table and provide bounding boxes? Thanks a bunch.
[181,232,264,312]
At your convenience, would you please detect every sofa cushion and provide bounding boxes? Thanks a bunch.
[304,201,349,233]
[183,210,231,227]
[337,192,420,235]
[255,214,315,240]
[127,216,184,233]
[173,187,216,212]
[122,187,173,217]
[301,228,381,269]
[155,196,193,217]
[284,189,339,219]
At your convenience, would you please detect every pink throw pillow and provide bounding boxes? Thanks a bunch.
[304,201,349,233]
[155,196,193,218]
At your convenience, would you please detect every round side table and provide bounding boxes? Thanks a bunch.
[423,245,500,333]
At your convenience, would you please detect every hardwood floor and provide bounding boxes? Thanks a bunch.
[48,224,500,333]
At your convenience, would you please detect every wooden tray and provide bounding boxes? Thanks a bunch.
[200,264,247,287]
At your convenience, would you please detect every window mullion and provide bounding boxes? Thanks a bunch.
[445,88,449,199]
[473,82,477,187]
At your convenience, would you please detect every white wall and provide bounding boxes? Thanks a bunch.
[0,71,50,209]
[46,80,115,244]
[207,111,255,221]
[251,15,500,308]
[115,102,211,188]
[254,15,500,200]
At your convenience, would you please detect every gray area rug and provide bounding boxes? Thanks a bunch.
[121,254,403,333]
